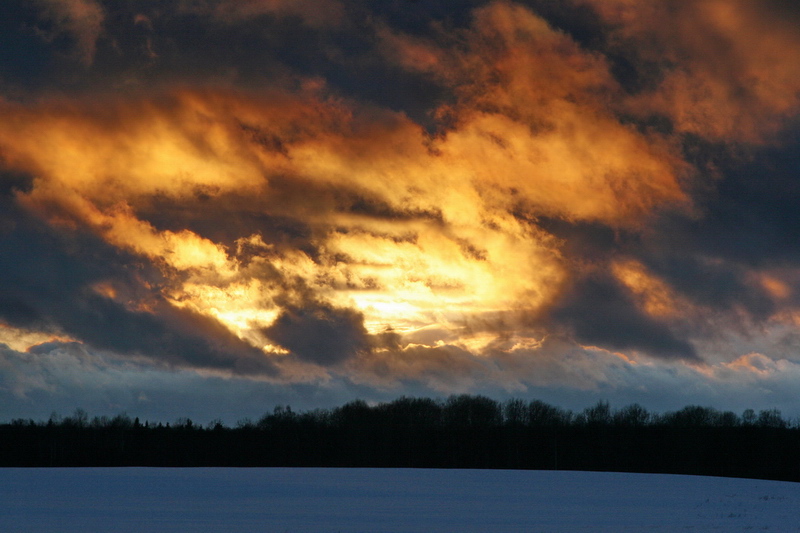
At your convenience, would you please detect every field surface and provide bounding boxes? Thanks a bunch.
[1,468,799,532]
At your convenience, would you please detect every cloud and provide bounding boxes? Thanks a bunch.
[0,340,339,424]
[548,272,698,361]
[264,304,369,366]
[379,0,689,226]
[0,85,572,369]
[3,332,797,425]
[33,0,105,66]
[3,0,800,420]
[0,202,275,376]
[663,131,800,267]
[580,0,800,143]
[180,0,346,28]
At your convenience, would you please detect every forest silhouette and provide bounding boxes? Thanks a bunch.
[2,396,798,482]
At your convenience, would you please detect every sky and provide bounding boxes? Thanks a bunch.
[2,0,800,424]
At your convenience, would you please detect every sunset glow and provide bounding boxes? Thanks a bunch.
[2,0,800,422]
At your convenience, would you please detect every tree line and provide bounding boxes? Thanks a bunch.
[2,396,799,482]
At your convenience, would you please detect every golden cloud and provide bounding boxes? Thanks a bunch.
[612,259,680,318]
[0,2,706,374]
[380,1,689,225]
[582,0,800,142]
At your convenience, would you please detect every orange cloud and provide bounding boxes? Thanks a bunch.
[724,352,787,377]
[582,0,800,143]
[380,1,689,225]
[0,2,706,373]
[0,86,569,365]
[0,323,74,353]
[612,259,680,318]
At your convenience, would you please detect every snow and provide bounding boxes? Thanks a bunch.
[1,468,799,532]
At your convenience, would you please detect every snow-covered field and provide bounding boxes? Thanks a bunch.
[1,467,799,532]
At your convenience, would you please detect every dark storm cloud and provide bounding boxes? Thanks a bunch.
[641,253,776,321]
[137,191,317,258]
[0,170,33,197]
[3,0,459,131]
[1,0,447,125]
[0,2,55,91]
[549,273,698,361]
[0,0,334,96]
[59,294,275,375]
[681,134,800,265]
[0,202,275,375]
[263,304,370,366]
[135,177,441,260]
[534,217,623,263]
[616,130,800,321]
[536,124,800,332]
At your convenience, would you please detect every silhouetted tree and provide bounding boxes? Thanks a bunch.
[381,396,442,429]
[582,401,612,426]
[614,403,650,427]
[443,395,501,428]
[1,397,799,480]
[757,409,786,428]
[527,400,569,427]
[503,399,528,426]
[661,405,718,427]
[63,408,88,428]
